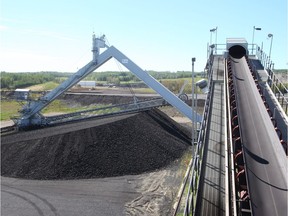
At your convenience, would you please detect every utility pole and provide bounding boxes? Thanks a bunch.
[252,26,261,54]
[192,57,196,156]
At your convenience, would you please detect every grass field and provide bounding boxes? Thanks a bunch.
[0,99,120,121]
[160,77,206,94]
[27,81,59,91]
[41,100,86,114]
[0,100,21,121]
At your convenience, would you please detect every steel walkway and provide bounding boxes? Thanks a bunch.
[195,56,226,215]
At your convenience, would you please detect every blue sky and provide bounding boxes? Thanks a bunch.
[0,0,287,72]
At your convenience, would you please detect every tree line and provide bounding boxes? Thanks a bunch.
[0,71,199,89]
[0,72,70,89]
[1,69,286,90]
[84,71,198,85]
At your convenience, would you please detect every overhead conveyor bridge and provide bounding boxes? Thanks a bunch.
[175,38,287,216]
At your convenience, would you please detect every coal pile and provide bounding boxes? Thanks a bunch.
[61,94,136,106]
[1,109,191,180]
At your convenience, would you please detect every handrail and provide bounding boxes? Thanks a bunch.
[268,73,288,114]
[207,43,267,57]
[173,54,214,215]
[254,46,288,114]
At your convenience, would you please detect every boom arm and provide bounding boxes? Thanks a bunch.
[107,46,202,122]
[18,35,202,128]
[19,54,112,126]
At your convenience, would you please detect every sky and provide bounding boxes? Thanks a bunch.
[0,0,287,73]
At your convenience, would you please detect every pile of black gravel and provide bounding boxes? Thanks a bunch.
[1,109,191,180]
[61,94,137,106]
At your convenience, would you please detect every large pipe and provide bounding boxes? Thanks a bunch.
[228,45,247,59]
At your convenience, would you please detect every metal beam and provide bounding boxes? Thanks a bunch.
[106,46,202,122]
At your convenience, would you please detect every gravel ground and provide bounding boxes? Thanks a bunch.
[1,109,191,180]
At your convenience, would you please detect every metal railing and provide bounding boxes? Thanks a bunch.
[211,42,287,114]
[207,42,276,60]
[173,54,214,215]
[255,46,288,114]
[267,72,288,114]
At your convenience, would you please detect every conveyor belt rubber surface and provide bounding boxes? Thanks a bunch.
[231,57,287,216]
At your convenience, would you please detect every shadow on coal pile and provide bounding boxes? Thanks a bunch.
[1,109,191,180]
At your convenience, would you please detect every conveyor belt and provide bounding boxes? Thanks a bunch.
[230,57,287,216]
